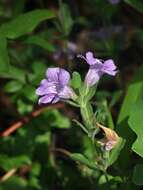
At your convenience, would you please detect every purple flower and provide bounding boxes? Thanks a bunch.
[36,67,76,104]
[108,0,120,5]
[78,51,117,86]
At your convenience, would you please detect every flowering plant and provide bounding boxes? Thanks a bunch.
[36,51,123,180]
[1,0,143,189]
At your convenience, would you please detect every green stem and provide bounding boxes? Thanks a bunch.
[73,119,89,135]
[49,133,56,167]
[91,128,99,143]
[80,103,92,128]
[104,100,114,129]
[104,171,110,189]
[80,85,92,128]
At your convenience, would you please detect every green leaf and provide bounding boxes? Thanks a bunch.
[117,65,143,124]
[25,35,55,52]
[98,174,122,189]
[132,164,143,185]
[32,61,47,75]
[108,138,126,166]
[109,90,122,108]
[70,71,82,89]
[0,9,55,39]
[4,80,23,93]
[30,163,41,177]
[22,85,37,102]
[58,3,73,36]
[35,132,51,143]
[124,0,143,14]
[28,176,41,189]
[43,110,71,129]
[0,65,26,83]
[0,176,28,190]
[117,65,143,168]
[17,99,33,114]
[0,36,10,73]
[28,61,47,83]
[53,111,70,129]
[70,153,97,170]
[0,154,31,171]
[128,101,143,157]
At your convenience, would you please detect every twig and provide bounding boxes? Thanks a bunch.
[0,103,64,137]
[51,147,71,157]
[0,168,17,182]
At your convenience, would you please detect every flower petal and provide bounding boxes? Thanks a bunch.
[40,79,48,85]
[46,67,70,86]
[102,59,117,76]
[78,52,102,66]
[85,69,101,86]
[38,94,58,104]
[46,67,60,83]
[105,140,118,151]
[59,86,75,99]
[59,68,70,86]
[36,81,57,96]
[77,52,96,65]
[86,51,97,65]
[52,96,60,103]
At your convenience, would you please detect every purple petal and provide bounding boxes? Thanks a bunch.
[91,62,103,70]
[40,79,48,85]
[46,68,60,83]
[78,52,102,66]
[36,81,57,96]
[85,69,101,86]
[105,140,117,151]
[102,59,117,76]
[46,67,70,86]
[51,96,60,103]
[77,52,96,65]
[86,51,97,65]
[59,68,70,86]
[59,86,75,99]
[38,94,58,104]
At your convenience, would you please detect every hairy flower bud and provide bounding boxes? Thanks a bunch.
[97,123,119,151]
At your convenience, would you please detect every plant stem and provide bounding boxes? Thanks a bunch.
[73,119,89,135]
[81,104,90,127]
[80,86,93,128]
[104,171,110,189]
